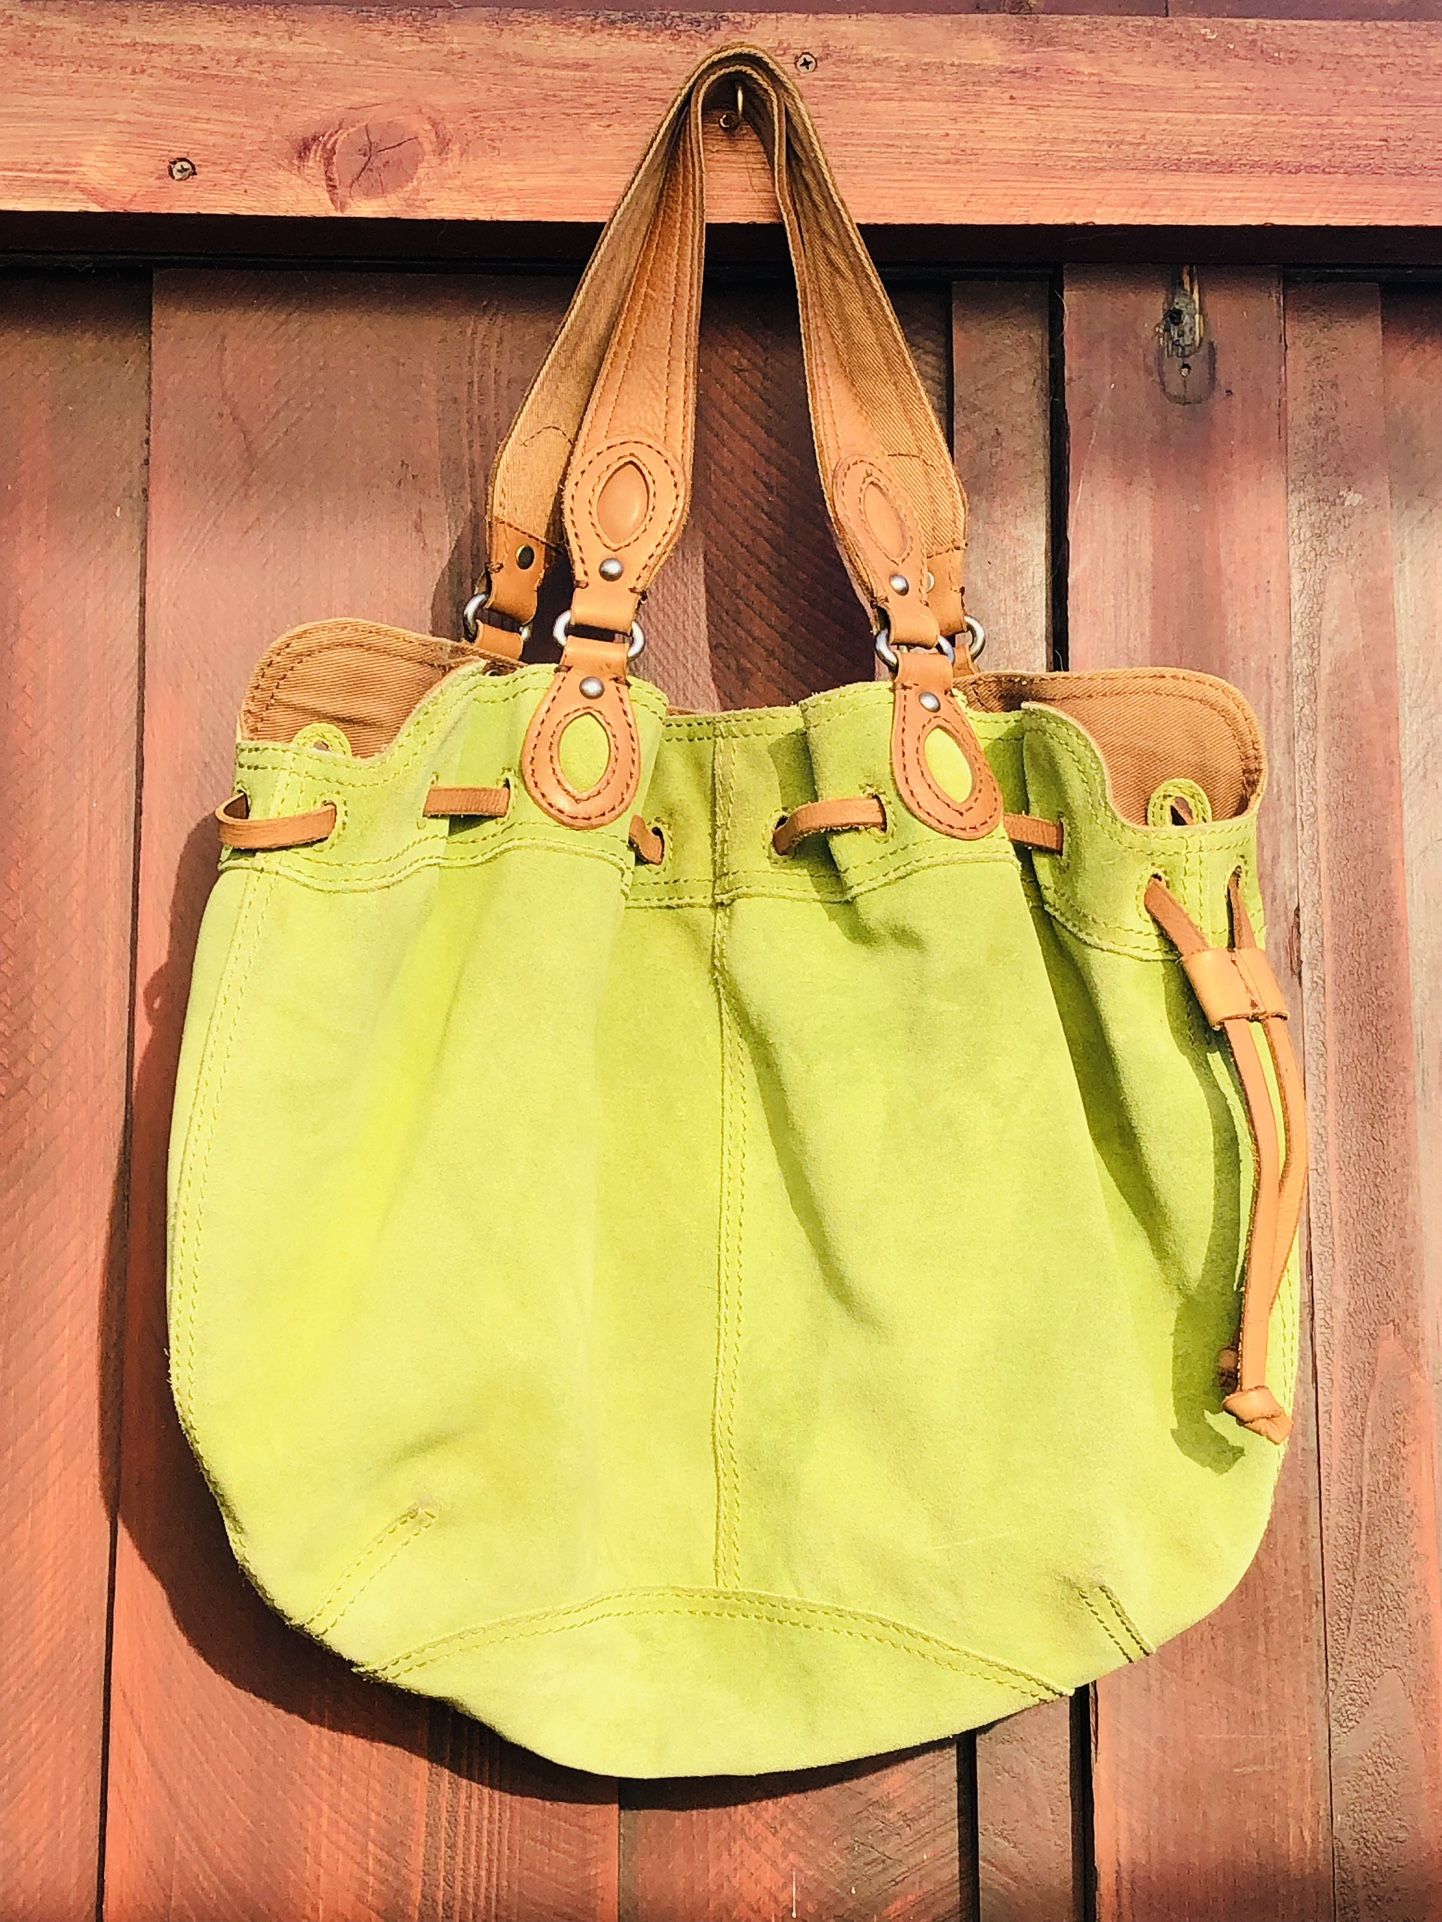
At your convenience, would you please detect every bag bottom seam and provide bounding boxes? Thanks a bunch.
[372,1584,1062,1704]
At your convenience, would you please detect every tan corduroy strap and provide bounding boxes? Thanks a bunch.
[486,46,969,654]
[1146,873,1308,1446]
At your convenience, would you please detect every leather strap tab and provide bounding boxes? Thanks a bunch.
[216,792,336,851]
[521,638,642,828]
[1182,944,1289,1026]
[890,648,1003,840]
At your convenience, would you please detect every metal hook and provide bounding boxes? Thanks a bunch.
[718,79,745,132]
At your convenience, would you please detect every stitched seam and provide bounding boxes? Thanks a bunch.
[1080,1582,1153,1662]
[1026,716,1254,953]
[304,1506,438,1639]
[376,1587,1060,1701]
[524,671,641,828]
[711,735,744,1590]
[167,872,268,1428]
[232,833,631,894]
[625,845,1019,912]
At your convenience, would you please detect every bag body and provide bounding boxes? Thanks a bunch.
[169,48,1305,1779]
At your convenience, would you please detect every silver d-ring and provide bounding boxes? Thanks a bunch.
[958,614,986,662]
[461,588,532,647]
[873,618,956,675]
[553,610,646,661]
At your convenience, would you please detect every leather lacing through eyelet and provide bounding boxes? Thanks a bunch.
[771,798,1063,858]
[218,785,664,865]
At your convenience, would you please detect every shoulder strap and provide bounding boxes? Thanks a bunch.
[477,46,970,660]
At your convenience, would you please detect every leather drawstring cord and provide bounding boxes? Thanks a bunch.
[217,787,1300,1436]
[216,788,666,865]
[1144,871,1306,1445]
[773,798,1062,857]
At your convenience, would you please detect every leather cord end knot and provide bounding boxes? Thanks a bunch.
[1222,1384,1293,1446]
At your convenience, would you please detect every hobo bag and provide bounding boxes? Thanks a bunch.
[170,44,1308,1779]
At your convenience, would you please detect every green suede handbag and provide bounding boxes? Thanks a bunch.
[169,45,1307,1778]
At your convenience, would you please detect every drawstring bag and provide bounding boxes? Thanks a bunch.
[170,45,1306,1779]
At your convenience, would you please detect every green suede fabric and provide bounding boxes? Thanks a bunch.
[169,653,1296,1778]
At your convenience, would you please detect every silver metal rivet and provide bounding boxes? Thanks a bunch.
[919,691,942,712]
[579,676,605,699]
[599,557,624,581]
[889,572,910,595]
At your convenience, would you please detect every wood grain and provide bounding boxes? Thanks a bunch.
[6,8,1442,231]
[1064,266,1335,1922]
[102,269,621,1922]
[621,1743,970,1922]
[1381,291,1442,1655]
[0,275,149,1922]
[1286,281,1442,1922]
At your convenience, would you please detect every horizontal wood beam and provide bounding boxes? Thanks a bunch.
[4,6,1442,234]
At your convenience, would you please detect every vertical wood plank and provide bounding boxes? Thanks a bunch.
[948,275,1087,1922]
[950,278,1055,675]
[1381,291,1442,1562]
[1063,266,1335,1921]
[1286,281,1442,1922]
[104,270,620,1922]
[621,1744,969,1922]
[0,275,149,1922]
[621,279,973,1922]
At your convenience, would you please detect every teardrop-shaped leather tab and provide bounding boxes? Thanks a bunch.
[521,638,641,828]
[890,647,1003,839]
[595,458,652,548]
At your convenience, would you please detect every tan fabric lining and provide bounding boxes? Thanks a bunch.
[239,625,1264,829]
[241,619,486,761]
[966,669,1264,823]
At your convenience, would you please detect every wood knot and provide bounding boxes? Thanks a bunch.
[300,112,439,211]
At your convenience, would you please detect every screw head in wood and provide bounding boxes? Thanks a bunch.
[169,156,197,181]
[796,51,818,72]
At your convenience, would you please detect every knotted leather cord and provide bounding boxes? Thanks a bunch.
[774,799,1302,1443]
[481,46,970,654]
[1144,872,1306,1445]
